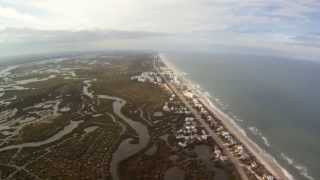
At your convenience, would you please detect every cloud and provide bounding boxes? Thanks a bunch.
[1,0,319,34]
[292,33,320,48]
[0,28,169,43]
[0,0,315,32]
[0,0,319,60]
[0,27,172,57]
[0,6,40,29]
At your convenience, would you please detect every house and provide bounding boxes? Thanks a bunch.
[178,141,187,148]
[239,153,250,161]
[216,126,224,132]
[221,131,230,139]
[234,145,244,155]
[162,102,170,112]
[183,91,194,99]
[262,174,274,180]
[131,71,163,84]
[250,161,258,169]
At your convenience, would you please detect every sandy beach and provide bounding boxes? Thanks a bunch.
[159,53,293,180]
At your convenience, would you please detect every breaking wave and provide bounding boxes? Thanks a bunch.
[160,52,296,180]
[281,153,314,180]
[248,126,271,147]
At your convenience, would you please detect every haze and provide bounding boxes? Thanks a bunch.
[0,0,320,60]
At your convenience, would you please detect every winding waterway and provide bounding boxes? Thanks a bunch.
[0,120,83,152]
[98,95,150,180]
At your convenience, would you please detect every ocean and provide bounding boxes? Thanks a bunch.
[163,52,320,180]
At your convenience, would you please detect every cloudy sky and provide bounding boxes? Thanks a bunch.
[0,0,320,60]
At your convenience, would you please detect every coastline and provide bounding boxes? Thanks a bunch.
[159,53,293,180]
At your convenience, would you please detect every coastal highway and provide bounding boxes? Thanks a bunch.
[153,57,250,180]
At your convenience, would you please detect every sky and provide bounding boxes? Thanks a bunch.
[0,0,320,60]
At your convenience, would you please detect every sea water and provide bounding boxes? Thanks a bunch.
[164,52,320,180]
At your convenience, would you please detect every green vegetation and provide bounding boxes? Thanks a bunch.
[0,53,238,180]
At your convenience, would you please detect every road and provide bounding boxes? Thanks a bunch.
[153,57,250,180]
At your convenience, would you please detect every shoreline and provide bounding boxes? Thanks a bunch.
[159,53,293,180]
